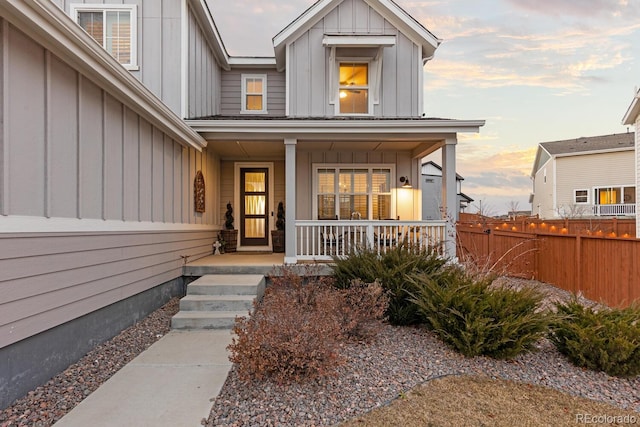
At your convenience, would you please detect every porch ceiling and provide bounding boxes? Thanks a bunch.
[207,139,444,160]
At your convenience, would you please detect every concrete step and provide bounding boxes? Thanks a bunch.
[171,311,247,330]
[186,274,265,299]
[179,294,254,312]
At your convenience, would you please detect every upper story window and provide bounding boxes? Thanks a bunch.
[241,74,267,114]
[338,62,369,115]
[71,4,138,70]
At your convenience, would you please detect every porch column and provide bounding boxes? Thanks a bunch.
[284,138,297,264]
[442,138,457,259]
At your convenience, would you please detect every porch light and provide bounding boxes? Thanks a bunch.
[339,91,347,99]
[399,176,412,188]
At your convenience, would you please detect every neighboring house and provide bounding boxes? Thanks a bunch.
[0,0,483,407]
[421,161,473,220]
[622,88,640,238]
[530,133,636,219]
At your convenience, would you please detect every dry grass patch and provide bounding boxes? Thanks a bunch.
[341,375,638,427]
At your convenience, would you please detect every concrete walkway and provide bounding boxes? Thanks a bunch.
[55,330,233,427]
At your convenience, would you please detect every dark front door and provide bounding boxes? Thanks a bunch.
[240,168,269,246]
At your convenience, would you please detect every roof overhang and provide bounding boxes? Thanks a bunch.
[228,56,277,69]
[622,89,640,126]
[1,0,207,151]
[322,35,396,47]
[187,119,484,142]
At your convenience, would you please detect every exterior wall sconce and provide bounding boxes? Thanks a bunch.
[399,176,412,188]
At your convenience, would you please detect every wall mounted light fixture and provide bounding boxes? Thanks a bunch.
[399,176,412,188]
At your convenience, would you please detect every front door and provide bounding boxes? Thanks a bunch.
[240,168,269,246]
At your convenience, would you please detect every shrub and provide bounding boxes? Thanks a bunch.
[228,267,388,383]
[549,300,640,377]
[334,279,389,341]
[409,267,550,359]
[332,243,447,325]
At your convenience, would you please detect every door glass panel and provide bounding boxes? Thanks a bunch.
[244,195,265,215]
[244,172,265,192]
[245,218,266,238]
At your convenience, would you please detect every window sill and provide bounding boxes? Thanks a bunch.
[240,110,269,115]
[124,64,140,71]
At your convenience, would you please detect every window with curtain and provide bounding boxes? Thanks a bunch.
[73,5,137,69]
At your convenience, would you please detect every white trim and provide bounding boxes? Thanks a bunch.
[229,57,276,67]
[241,74,268,114]
[622,89,640,125]
[70,3,138,70]
[573,188,589,204]
[322,35,396,47]
[0,215,217,233]
[553,147,634,158]
[311,164,396,220]
[181,0,189,119]
[233,162,275,250]
[285,44,290,115]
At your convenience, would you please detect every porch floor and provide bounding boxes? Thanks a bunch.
[183,252,333,276]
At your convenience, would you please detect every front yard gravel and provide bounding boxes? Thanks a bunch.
[206,279,640,426]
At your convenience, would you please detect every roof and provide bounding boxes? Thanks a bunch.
[539,132,635,156]
[622,88,640,125]
[272,0,441,70]
[421,161,464,180]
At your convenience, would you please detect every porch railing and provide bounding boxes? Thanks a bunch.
[295,220,447,261]
[592,204,635,216]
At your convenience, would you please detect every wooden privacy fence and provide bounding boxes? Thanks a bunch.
[457,226,640,308]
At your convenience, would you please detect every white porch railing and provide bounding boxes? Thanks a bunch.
[592,204,636,216]
[295,220,447,261]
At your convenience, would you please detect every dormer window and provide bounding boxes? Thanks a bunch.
[339,63,369,114]
[241,74,267,114]
[71,4,138,70]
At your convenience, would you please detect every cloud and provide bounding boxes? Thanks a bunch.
[505,0,639,18]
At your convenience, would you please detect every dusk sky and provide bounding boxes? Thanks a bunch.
[207,0,640,215]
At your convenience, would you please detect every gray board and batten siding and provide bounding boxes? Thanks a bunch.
[0,14,218,407]
[52,0,222,119]
[220,69,286,117]
[287,0,422,118]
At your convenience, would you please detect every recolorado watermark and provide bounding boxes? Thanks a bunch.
[576,413,638,424]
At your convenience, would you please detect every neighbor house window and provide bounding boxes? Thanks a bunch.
[71,4,137,69]
[338,62,369,115]
[315,166,392,220]
[574,189,588,204]
[241,75,267,114]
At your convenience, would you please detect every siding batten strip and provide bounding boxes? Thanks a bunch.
[44,50,49,217]
[121,104,126,221]
[101,89,106,220]
[1,19,8,216]
[76,74,82,218]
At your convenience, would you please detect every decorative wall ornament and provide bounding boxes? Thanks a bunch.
[194,170,205,213]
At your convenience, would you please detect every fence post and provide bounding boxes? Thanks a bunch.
[575,234,581,295]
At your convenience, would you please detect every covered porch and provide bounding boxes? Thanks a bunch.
[188,118,484,263]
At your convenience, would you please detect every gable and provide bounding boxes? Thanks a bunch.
[273,0,440,70]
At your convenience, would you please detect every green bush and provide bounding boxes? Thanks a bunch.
[228,267,388,383]
[549,300,640,377]
[409,267,550,359]
[331,243,447,325]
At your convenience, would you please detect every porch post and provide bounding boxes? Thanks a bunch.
[284,138,297,264]
[442,138,457,259]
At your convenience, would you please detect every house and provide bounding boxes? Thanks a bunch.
[0,0,483,408]
[530,133,636,219]
[421,161,473,220]
[622,88,640,238]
